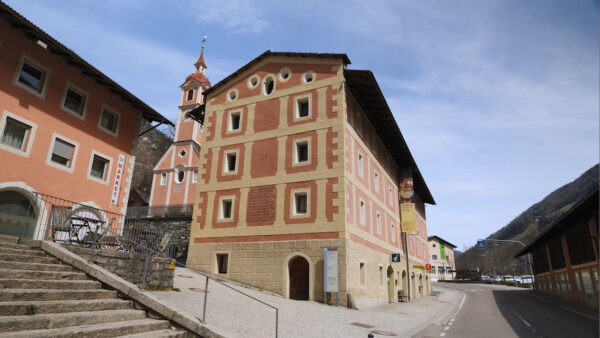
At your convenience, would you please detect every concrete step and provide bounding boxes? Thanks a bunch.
[0,268,87,280]
[0,288,117,301]
[0,247,46,256]
[0,298,133,315]
[0,243,36,250]
[0,309,147,332]
[0,278,101,290]
[0,253,58,264]
[0,318,171,337]
[0,260,71,272]
[0,235,18,244]
[117,328,188,337]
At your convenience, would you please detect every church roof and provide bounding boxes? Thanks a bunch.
[194,46,207,69]
[182,72,210,87]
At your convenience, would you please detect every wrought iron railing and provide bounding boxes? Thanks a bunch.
[125,204,194,219]
[31,192,173,256]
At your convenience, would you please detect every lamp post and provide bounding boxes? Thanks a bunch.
[477,238,535,289]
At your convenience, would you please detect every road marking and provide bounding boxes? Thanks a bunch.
[440,333,446,337]
[444,326,450,331]
[524,293,599,322]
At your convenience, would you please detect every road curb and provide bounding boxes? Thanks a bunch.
[402,286,462,338]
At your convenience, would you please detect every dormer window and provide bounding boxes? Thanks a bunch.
[187,89,194,101]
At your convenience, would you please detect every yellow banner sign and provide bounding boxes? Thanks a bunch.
[412,265,426,270]
[401,203,417,233]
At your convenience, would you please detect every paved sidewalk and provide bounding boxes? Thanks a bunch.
[151,269,462,337]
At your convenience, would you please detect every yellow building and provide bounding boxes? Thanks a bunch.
[187,51,435,307]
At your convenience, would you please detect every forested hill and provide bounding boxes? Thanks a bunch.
[456,164,599,274]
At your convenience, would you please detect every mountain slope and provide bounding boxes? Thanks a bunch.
[456,164,598,275]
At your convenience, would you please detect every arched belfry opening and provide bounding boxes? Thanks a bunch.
[288,256,309,300]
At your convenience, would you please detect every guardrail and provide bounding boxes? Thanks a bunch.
[125,204,194,219]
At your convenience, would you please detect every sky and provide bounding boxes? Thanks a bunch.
[6,0,598,250]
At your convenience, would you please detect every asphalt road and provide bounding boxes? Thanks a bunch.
[415,282,599,338]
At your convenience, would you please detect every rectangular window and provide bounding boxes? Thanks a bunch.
[90,154,109,180]
[294,192,308,215]
[221,199,233,220]
[360,262,366,286]
[388,188,393,203]
[295,141,309,163]
[225,152,237,172]
[376,213,382,234]
[358,153,364,177]
[297,98,309,118]
[17,60,46,94]
[99,108,118,134]
[50,138,75,168]
[229,112,241,131]
[374,172,380,192]
[432,255,438,260]
[379,266,383,286]
[359,200,366,225]
[63,86,86,116]
[160,173,167,186]
[193,170,198,183]
[1,117,30,151]
[391,224,396,241]
[216,254,228,274]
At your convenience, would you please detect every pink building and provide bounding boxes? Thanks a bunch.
[147,47,209,215]
[0,3,171,238]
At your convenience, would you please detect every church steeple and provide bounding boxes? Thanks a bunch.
[194,34,208,73]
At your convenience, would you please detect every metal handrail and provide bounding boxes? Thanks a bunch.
[90,225,280,338]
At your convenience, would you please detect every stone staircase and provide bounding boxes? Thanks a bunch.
[0,234,189,337]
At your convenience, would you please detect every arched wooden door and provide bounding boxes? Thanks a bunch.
[289,256,309,300]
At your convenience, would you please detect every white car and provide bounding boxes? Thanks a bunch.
[503,275,515,283]
[521,275,534,284]
[514,276,523,284]
[494,276,503,283]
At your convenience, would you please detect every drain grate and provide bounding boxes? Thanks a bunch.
[188,288,208,293]
[350,322,375,329]
[177,274,193,279]
[370,330,397,336]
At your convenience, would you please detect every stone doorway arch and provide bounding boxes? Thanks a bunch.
[288,256,309,300]
[418,274,424,297]
[0,189,38,238]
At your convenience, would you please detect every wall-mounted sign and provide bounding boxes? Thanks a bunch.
[324,248,338,292]
[400,168,417,233]
[412,265,426,270]
[111,154,126,205]
[391,253,401,263]
[425,264,432,272]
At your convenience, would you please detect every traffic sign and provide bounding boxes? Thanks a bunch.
[476,240,485,249]
[391,253,401,263]
[425,264,432,272]
[522,258,529,264]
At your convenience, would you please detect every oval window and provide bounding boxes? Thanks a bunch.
[228,89,238,101]
[303,71,315,84]
[279,67,291,81]
[248,75,259,88]
[177,170,185,183]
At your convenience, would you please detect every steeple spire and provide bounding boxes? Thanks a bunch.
[194,34,207,73]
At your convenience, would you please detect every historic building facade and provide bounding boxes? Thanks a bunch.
[148,47,208,213]
[428,236,457,281]
[187,51,435,307]
[0,3,170,238]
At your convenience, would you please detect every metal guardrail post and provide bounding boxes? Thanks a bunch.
[275,308,278,338]
[88,225,99,264]
[202,276,209,323]
[141,250,149,291]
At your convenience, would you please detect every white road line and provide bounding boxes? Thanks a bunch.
[440,333,446,337]
[444,326,450,331]
[524,293,599,322]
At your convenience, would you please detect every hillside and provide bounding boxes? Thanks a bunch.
[456,164,599,275]
[130,121,174,203]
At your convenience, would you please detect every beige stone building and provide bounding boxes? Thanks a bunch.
[428,236,456,281]
[187,51,435,307]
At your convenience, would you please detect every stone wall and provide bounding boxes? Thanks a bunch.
[187,238,347,305]
[65,245,174,288]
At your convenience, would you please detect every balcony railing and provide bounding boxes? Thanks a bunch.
[126,204,193,219]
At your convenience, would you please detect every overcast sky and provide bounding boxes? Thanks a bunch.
[7,0,598,250]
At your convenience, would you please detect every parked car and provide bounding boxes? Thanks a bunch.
[514,276,523,285]
[521,275,534,284]
[481,275,491,282]
[503,275,515,284]
[494,276,503,283]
